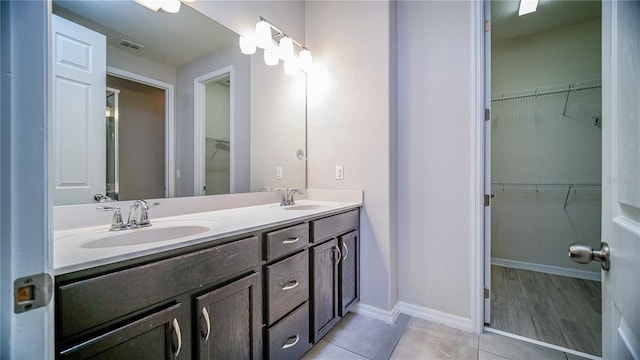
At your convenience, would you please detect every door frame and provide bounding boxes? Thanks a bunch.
[106,66,176,199]
[193,65,235,195]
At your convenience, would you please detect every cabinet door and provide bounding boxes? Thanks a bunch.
[310,238,339,343]
[195,272,262,360]
[58,303,182,360]
[339,230,359,316]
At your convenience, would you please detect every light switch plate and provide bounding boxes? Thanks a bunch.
[336,165,344,180]
[276,166,283,179]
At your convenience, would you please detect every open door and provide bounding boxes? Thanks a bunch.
[483,0,492,325]
[599,1,640,358]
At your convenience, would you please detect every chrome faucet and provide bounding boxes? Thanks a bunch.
[97,199,154,231]
[127,199,151,228]
[280,188,304,206]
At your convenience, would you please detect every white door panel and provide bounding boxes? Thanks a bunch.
[601,1,640,359]
[52,15,106,205]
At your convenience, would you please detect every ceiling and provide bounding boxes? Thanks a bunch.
[491,0,601,43]
[53,1,238,68]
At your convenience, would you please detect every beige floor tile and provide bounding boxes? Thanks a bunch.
[478,350,510,360]
[408,317,480,349]
[302,340,370,360]
[390,328,478,360]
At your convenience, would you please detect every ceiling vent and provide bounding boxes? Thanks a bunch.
[118,39,144,50]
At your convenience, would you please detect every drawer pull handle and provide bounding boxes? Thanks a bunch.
[334,245,342,265]
[172,318,182,358]
[342,242,349,261]
[282,334,300,349]
[282,237,300,244]
[282,280,299,291]
[201,307,211,342]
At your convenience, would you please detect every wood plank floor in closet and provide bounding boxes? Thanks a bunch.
[490,265,602,356]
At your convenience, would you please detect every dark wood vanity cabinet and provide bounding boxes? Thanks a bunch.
[195,272,262,360]
[55,207,360,360]
[59,303,182,360]
[310,210,360,343]
[263,223,312,360]
[55,235,262,359]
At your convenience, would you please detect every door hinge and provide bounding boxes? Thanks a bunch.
[14,273,53,313]
[484,20,491,32]
[484,288,490,299]
[484,193,494,207]
[485,108,491,121]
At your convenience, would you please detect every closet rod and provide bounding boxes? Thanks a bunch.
[491,84,601,102]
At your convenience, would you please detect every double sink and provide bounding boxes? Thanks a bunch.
[54,201,342,274]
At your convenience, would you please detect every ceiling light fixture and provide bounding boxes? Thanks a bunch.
[518,0,539,16]
[239,16,312,75]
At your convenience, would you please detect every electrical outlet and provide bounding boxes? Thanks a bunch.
[276,166,283,179]
[336,165,344,180]
[176,169,181,179]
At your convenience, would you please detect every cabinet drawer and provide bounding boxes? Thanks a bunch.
[267,302,311,360]
[266,251,309,325]
[265,223,309,261]
[57,236,260,341]
[311,209,359,243]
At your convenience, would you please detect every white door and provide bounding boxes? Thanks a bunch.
[52,15,106,205]
[601,1,640,359]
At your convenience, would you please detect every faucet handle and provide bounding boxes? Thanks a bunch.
[110,207,126,231]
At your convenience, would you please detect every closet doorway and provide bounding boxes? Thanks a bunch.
[486,1,602,357]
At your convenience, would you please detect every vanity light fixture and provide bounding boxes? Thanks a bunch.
[518,0,539,16]
[239,16,313,74]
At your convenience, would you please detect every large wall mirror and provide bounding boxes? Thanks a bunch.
[52,1,306,205]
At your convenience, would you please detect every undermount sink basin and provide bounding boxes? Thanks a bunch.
[282,204,331,211]
[81,225,212,249]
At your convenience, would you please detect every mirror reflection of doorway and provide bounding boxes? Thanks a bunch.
[203,75,231,195]
[106,74,166,200]
[487,1,602,357]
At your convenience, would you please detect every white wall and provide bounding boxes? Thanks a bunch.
[492,19,601,93]
[250,55,306,191]
[397,0,475,321]
[175,44,251,196]
[107,45,176,86]
[306,1,398,312]
[491,19,602,274]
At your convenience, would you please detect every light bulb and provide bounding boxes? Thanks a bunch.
[264,48,279,66]
[160,0,180,13]
[278,36,294,60]
[239,35,256,55]
[255,20,272,49]
[298,48,313,72]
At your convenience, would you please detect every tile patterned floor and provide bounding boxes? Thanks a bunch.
[302,313,594,360]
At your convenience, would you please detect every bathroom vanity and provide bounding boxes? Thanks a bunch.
[53,199,360,359]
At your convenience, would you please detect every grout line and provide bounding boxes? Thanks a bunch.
[484,327,602,360]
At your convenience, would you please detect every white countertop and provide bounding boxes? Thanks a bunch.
[54,199,361,275]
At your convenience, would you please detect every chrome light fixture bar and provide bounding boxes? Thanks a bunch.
[239,16,313,74]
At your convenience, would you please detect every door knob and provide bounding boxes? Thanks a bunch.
[568,242,610,271]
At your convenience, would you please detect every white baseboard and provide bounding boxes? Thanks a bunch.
[491,258,601,282]
[353,302,473,333]
[398,302,473,333]
[351,302,400,324]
